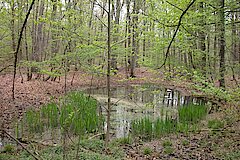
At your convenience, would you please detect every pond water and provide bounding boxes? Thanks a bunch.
[0,84,206,149]
[84,84,205,138]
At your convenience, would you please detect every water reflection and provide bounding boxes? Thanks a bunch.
[85,85,204,138]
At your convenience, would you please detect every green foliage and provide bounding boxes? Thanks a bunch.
[208,119,224,130]
[224,151,240,160]
[3,144,15,153]
[163,146,174,155]
[162,140,172,147]
[23,92,103,136]
[131,104,207,139]
[142,146,152,155]
[114,136,133,145]
[14,144,120,160]
[78,139,104,153]
[181,139,190,146]
[192,71,236,103]
[178,104,208,124]
[77,152,117,160]
[0,154,14,160]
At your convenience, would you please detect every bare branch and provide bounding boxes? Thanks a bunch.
[3,130,42,160]
[94,14,108,28]
[0,64,13,73]
[91,0,109,13]
[166,1,184,12]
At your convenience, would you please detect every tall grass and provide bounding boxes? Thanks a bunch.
[131,117,153,139]
[22,92,103,137]
[178,104,207,123]
[25,109,44,134]
[131,104,207,140]
[131,115,177,140]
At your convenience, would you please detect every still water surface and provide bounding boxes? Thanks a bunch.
[85,84,204,138]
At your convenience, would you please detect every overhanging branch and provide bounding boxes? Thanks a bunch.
[12,0,35,100]
[158,0,197,69]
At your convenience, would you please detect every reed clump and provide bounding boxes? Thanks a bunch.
[178,104,207,123]
[23,92,103,137]
[131,104,208,139]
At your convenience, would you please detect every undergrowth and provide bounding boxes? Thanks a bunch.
[19,92,103,138]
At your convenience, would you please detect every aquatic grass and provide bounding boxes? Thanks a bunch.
[41,103,59,129]
[65,92,100,135]
[22,91,103,137]
[25,109,44,134]
[131,104,208,139]
[132,114,177,139]
[178,104,207,124]
[131,117,153,139]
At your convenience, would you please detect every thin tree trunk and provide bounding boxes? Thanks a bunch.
[142,0,146,62]
[218,0,225,88]
[124,0,130,78]
[199,2,206,76]
[106,0,111,146]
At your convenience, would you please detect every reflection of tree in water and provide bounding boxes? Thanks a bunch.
[85,85,206,138]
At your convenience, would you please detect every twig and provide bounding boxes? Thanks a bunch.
[70,71,76,86]
[166,1,184,12]
[94,14,108,28]
[0,64,13,73]
[17,138,58,147]
[93,0,108,14]
[3,130,42,160]
[88,133,105,140]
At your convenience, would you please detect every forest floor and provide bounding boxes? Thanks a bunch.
[124,111,240,160]
[0,67,240,159]
[0,67,191,127]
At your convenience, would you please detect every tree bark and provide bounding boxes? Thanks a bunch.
[106,0,111,146]
[199,2,206,76]
[218,0,225,88]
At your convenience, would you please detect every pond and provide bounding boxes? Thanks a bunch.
[84,84,205,138]
[0,84,206,149]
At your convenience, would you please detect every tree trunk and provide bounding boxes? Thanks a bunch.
[11,0,16,52]
[199,2,206,76]
[130,0,139,78]
[218,0,225,88]
[106,0,111,146]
